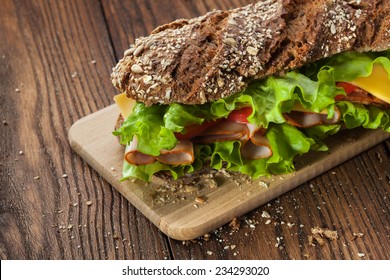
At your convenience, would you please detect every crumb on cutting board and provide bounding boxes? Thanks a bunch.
[308,226,338,246]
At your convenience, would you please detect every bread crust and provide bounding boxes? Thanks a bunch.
[111,0,390,106]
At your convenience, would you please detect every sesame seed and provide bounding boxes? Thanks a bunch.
[131,64,144,74]
[330,23,336,34]
[165,88,172,99]
[223,37,237,46]
[133,44,144,57]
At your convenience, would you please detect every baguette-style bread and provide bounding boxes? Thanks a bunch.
[111,0,390,106]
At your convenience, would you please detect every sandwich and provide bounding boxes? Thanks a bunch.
[111,0,390,182]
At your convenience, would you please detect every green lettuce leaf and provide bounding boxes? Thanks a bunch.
[164,103,213,133]
[264,123,315,174]
[305,51,390,82]
[121,159,196,182]
[113,103,177,156]
[337,101,390,132]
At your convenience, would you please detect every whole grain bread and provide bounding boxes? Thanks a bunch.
[111,0,390,106]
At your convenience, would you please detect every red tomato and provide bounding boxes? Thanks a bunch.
[226,107,253,123]
[337,82,357,94]
[175,120,221,140]
[335,82,358,101]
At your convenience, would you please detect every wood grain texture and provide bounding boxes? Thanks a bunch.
[0,0,170,260]
[0,0,389,260]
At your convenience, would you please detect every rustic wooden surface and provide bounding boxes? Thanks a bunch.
[0,0,389,260]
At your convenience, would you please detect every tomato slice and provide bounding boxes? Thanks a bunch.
[174,120,221,140]
[336,82,358,100]
[226,107,253,123]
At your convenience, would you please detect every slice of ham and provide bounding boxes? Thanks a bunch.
[241,125,272,159]
[284,106,340,128]
[188,119,272,159]
[157,140,194,165]
[125,137,156,165]
[193,121,249,143]
[125,137,194,166]
[241,140,273,159]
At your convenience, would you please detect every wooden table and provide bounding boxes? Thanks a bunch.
[1,0,389,260]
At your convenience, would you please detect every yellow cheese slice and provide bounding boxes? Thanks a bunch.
[113,93,136,119]
[349,64,390,104]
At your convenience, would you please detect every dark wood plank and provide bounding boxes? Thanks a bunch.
[0,0,170,260]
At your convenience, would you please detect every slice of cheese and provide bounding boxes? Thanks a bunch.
[113,93,136,119]
[349,64,390,104]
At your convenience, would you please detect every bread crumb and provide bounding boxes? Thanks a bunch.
[258,181,269,188]
[229,218,241,231]
[207,251,213,255]
[323,229,338,240]
[275,237,283,248]
[287,222,295,229]
[357,252,365,258]
[261,211,271,218]
[203,233,211,241]
[309,226,338,246]
[352,232,365,240]
[195,196,206,204]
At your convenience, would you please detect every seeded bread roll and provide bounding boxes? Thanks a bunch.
[111,0,390,106]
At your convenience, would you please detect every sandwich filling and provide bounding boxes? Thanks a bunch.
[113,51,390,181]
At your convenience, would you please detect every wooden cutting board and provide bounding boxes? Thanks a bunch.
[68,104,389,240]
